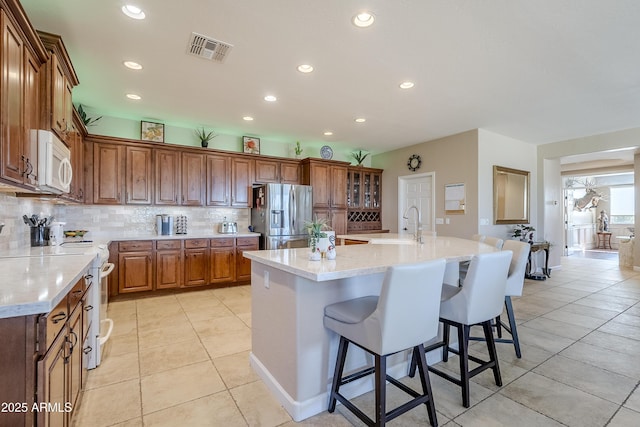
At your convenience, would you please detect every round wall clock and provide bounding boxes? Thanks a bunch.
[407,154,422,171]
[320,145,334,160]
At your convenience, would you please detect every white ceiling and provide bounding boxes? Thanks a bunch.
[19,0,640,155]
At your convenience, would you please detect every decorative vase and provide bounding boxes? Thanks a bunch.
[326,246,336,260]
[201,141,208,148]
[309,250,321,261]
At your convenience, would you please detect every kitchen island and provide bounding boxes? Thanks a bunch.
[243,235,499,421]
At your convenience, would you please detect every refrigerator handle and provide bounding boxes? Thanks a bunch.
[290,186,296,230]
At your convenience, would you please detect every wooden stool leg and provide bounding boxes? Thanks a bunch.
[505,296,521,358]
[415,344,438,427]
[328,336,349,412]
[483,321,502,387]
[458,324,471,408]
[375,354,387,426]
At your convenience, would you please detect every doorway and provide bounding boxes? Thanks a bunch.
[398,172,435,235]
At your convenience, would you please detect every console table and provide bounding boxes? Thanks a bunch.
[526,241,551,280]
[596,232,612,249]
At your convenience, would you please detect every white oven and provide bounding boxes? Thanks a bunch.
[95,257,115,367]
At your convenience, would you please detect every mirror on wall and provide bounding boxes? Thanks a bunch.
[493,165,530,224]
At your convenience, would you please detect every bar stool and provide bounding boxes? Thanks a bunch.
[458,235,504,284]
[324,259,446,426]
[411,251,512,408]
[483,236,504,250]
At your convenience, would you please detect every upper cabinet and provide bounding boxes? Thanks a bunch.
[230,156,254,207]
[0,4,47,190]
[38,31,79,145]
[255,159,300,184]
[346,166,383,233]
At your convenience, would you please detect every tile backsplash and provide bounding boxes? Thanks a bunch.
[0,192,250,250]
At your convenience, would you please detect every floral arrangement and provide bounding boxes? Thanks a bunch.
[512,224,535,242]
[304,215,331,254]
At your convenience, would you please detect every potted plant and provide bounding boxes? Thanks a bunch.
[76,104,102,127]
[195,127,217,148]
[304,215,331,259]
[351,150,369,166]
[294,141,303,159]
[512,224,535,242]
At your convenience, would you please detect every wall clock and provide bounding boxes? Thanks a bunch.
[320,145,334,160]
[407,154,421,171]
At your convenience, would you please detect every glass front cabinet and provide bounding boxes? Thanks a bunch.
[347,166,383,232]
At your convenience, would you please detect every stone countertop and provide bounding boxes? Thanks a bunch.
[100,231,261,242]
[243,235,499,282]
[0,253,96,319]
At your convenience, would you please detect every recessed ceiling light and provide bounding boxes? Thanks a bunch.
[353,12,375,28]
[324,131,333,136]
[126,93,141,100]
[122,5,145,20]
[264,95,277,102]
[354,118,366,123]
[243,116,254,121]
[399,81,415,89]
[297,64,314,73]
[123,61,143,70]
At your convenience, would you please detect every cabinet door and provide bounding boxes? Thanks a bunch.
[68,122,84,201]
[254,159,279,183]
[155,149,180,205]
[118,252,153,293]
[23,46,40,187]
[93,143,122,204]
[156,250,182,289]
[181,152,205,205]
[51,53,67,136]
[210,247,235,284]
[37,329,67,427]
[330,166,348,209]
[280,162,300,184]
[0,11,24,184]
[125,146,152,204]
[68,307,82,415]
[310,163,331,209]
[231,157,254,207]
[206,154,230,206]
[330,210,348,236]
[184,249,209,287]
[236,239,258,282]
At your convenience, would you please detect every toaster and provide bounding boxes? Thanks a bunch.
[218,221,238,234]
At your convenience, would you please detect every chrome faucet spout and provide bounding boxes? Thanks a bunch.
[402,205,423,243]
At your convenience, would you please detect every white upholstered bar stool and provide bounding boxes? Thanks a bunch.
[411,251,512,408]
[471,234,486,242]
[494,240,530,358]
[324,259,446,426]
[458,235,503,284]
[483,236,504,250]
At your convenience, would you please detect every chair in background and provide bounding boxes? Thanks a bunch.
[458,235,503,284]
[483,236,504,250]
[471,234,486,242]
[411,251,512,408]
[324,259,446,426]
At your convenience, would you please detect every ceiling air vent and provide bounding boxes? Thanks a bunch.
[187,32,233,62]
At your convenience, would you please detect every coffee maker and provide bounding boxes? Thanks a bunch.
[156,215,174,235]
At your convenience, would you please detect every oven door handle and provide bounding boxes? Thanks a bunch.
[98,318,114,346]
[100,262,115,278]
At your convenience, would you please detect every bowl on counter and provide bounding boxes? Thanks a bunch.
[64,230,88,237]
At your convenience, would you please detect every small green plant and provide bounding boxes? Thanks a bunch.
[304,215,331,252]
[351,150,369,165]
[77,104,102,127]
[195,128,217,147]
[294,141,303,156]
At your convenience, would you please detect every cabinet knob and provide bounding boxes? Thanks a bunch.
[84,305,93,311]
[51,312,67,324]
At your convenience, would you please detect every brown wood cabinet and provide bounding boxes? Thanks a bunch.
[156,240,183,289]
[301,159,350,235]
[347,166,383,232]
[184,239,209,287]
[154,149,180,205]
[118,241,153,293]
[231,156,254,207]
[22,43,40,187]
[64,113,86,203]
[236,237,258,282]
[206,154,231,206]
[93,143,123,204]
[181,152,205,205]
[125,146,153,204]
[210,238,235,284]
[255,159,300,184]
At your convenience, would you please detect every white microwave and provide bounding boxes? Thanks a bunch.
[37,130,72,194]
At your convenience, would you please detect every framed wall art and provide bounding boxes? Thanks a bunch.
[243,136,260,154]
[445,182,466,214]
[141,121,165,142]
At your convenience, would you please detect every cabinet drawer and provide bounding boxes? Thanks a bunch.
[156,240,182,250]
[236,237,258,247]
[67,279,85,313]
[211,238,235,248]
[39,297,68,354]
[185,239,209,249]
[119,241,153,252]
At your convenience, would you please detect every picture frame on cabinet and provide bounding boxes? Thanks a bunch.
[243,136,260,154]
[141,121,165,142]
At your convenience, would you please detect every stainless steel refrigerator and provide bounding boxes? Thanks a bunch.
[251,183,313,250]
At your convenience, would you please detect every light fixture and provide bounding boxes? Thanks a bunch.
[323,131,333,136]
[354,118,366,123]
[399,81,415,89]
[264,95,277,102]
[353,12,375,28]
[121,5,145,20]
[126,93,141,100]
[297,64,314,73]
[243,116,254,121]
[123,61,143,70]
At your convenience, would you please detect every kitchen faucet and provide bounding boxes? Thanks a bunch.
[403,205,423,243]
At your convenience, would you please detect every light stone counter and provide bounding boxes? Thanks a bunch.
[0,253,96,319]
[244,235,499,421]
[96,231,261,241]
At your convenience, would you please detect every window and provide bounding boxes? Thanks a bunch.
[610,186,634,224]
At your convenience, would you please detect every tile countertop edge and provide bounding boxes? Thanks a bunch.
[0,253,97,319]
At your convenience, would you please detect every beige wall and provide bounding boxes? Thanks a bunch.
[372,130,479,237]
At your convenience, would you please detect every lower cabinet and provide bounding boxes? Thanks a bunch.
[156,240,183,289]
[118,241,154,293]
[210,238,235,283]
[236,237,258,281]
[184,239,210,287]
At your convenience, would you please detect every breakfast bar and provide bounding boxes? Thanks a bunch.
[243,235,499,421]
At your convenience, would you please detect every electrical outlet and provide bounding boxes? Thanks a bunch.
[435,218,444,224]
[264,270,270,289]
[445,218,450,224]
[92,215,100,223]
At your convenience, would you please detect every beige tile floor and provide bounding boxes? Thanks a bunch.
[73,256,640,426]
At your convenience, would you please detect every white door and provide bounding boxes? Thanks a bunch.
[398,172,435,236]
